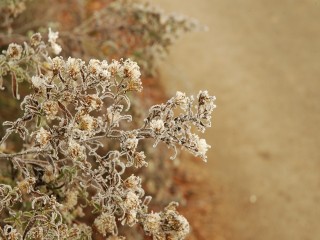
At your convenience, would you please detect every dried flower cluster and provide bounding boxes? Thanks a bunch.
[0,31,215,239]
[0,28,61,99]
[0,1,216,239]
[0,0,204,76]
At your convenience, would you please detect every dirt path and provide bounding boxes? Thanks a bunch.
[153,1,320,239]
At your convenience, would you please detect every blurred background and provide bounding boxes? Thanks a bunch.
[153,0,320,239]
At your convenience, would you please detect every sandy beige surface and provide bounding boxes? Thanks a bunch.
[153,1,320,239]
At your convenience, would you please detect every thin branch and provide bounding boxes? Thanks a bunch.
[0,149,50,160]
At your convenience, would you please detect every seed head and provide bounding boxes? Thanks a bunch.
[6,43,23,60]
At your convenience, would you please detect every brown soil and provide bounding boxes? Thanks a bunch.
[153,1,320,239]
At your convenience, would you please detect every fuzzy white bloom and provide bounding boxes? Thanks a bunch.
[124,175,141,190]
[134,151,148,168]
[122,59,142,92]
[48,28,59,42]
[197,90,216,115]
[168,213,190,239]
[6,43,23,60]
[31,75,47,90]
[48,28,62,54]
[84,94,103,111]
[100,60,111,80]
[66,57,84,79]
[160,14,169,25]
[175,91,188,110]
[36,127,51,146]
[123,209,138,226]
[88,59,102,75]
[88,59,111,80]
[161,204,190,239]
[108,60,122,76]
[94,212,117,236]
[68,139,86,160]
[78,114,96,132]
[30,32,42,46]
[51,42,62,55]
[50,56,65,72]
[150,119,165,135]
[101,60,109,69]
[122,59,141,81]
[100,68,111,80]
[42,101,59,118]
[197,138,211,160]
[124,191,140,210]
[143,212,162,236]
[122,136,138,152]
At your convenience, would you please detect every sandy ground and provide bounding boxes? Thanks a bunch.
[153,0,320,239]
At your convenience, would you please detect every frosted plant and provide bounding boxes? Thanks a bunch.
[0,0,204,76]
[0,29,62,99]
[0,29,215,239]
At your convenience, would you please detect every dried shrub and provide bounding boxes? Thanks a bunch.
[0,1,215,239]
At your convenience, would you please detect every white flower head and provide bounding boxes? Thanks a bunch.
[94,213,117,236]
[51,42,62,55]
[175,91,188,110]
[100,60,111,80]
[197,138,211,161]
[122,209,138,226]
[50,56,65,72]
[122,59,142,92]
[134,151,148,168]
[48,28,62,55]
[150,119,165,135]
[197,90,216,110]
[78,114,96,132]
[124,175,141,190]
[124,191,140,210]
[66,57,84,79]
[48,28,59,42]
[42,101,59,119]
[84,94,103,111]
[31,75,48,90]
[6,43,23,60]
[122,136,138,152]
[30,32,42,46]
[68,139,86,160]
[88,59,101,75]
[36,127,51,147]
[122,59,141,81]
[143,212,161,236]
[161,204,190,239]
[108,59,122,76]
